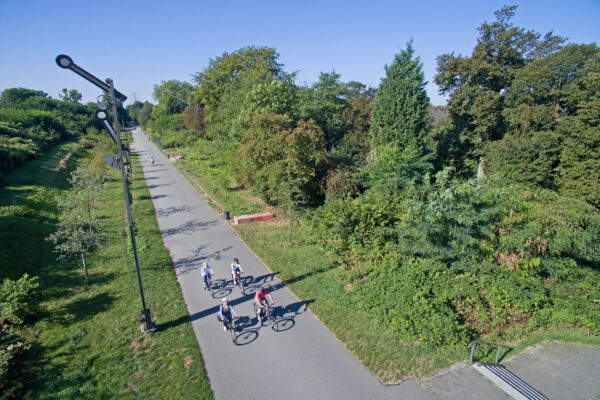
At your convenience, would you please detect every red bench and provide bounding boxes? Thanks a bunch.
[233,211,274,225]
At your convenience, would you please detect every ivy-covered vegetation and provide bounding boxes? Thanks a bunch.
[141,5,598,357]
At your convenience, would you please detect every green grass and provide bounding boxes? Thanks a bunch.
[0,135,212,399]
[151,135,600,383]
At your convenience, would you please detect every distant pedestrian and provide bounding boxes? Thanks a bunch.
[150,155,155,166]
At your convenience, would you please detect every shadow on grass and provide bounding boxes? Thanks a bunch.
[39,291,115,326]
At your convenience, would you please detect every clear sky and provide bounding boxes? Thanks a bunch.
[1,0,598,106]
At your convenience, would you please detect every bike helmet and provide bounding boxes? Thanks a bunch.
[202,262,208,268]
[233,258,239,263]
[221,297,228,303]
[258,286,264,292]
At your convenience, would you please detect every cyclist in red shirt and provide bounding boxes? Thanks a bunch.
[254,286,274,323]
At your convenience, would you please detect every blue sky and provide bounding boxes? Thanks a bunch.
[1,0,598,106]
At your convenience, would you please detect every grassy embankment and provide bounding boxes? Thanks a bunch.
[0,133,212,399]
[157,138,600,382]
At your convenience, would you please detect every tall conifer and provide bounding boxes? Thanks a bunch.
[370,41,430,152]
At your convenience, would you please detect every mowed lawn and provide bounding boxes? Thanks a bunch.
[0,135,212,399]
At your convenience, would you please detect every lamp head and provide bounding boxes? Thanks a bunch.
[55,54,73,69]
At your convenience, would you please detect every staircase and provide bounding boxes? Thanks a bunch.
[418,341,600,400]
[473,362,548,400]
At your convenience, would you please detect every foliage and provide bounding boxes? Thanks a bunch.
[151,80,193,119]
[58,88,82,103]
[0,330,30,399]
[192,46,289,111]
[0,89,95,181]
[556,52,600,206]
[208,67,295,142]
[0,274,40,325]
[338,95,373,165]
[370,41,431,152]
[238,113,325,203]
[435,6,566,177]
[182,104,209,136]
[314,169,600,345]
[486,130,561,188]
[0,88,47,108]
[47,166,106,281]
[298,71,348,148]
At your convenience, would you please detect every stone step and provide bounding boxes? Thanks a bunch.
[473,363,548,400]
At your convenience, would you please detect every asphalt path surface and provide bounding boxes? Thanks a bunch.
[130,129,432,399]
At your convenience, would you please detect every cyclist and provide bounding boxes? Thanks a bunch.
[231,257,244,286]
[200,262,214,290]
[219,298,239,331]
[150,155,155,166]
[254,286,274,323]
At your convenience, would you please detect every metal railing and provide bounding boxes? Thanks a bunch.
[468,340,510,364]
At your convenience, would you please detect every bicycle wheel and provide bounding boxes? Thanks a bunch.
[207,277,214,296]
[229,319,236,342]
[238,276,244,295]
[267,310,276,327]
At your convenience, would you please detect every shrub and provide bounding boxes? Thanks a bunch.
[0,274,40,325]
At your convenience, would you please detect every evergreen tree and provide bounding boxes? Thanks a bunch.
[370,41,430,152]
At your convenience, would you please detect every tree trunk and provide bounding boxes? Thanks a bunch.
[477,155,485,180]
[81,252,88,281]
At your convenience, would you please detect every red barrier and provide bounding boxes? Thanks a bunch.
[233,211,274,225]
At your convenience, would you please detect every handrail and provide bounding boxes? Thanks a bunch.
[468,340,510,364]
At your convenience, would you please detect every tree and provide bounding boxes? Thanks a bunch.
[58,88,82,103]
[556,53,600,207]
[370,41,431,153]
[182,104,209,136]
[298,71,348,148]
[339,93,373,165]
[47,166,105,281]
[192,46,289,112]
[151,80,193,119]
[137,101,154,126]
[0,88,47,108]
[47,218,104,281]
[435,6,565,178]
[209,67,295,142]
[126,101,144,124]
[68,166,105,232]
[238,113,326,207]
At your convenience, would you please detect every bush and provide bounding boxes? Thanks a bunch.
[0,330,30,400]
[0,274,40,325]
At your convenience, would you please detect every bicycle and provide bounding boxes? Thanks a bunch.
[217,313,236,343]
[234,272,244,295]
[204,275,214,296]
[254,302,275,328]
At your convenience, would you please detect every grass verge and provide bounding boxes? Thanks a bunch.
[0,134,212,399]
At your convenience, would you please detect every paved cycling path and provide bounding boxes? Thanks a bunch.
[131,129,432,400]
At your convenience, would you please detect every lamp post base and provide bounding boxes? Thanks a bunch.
[140,322,157,333]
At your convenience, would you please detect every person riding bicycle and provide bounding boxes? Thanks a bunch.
[254,286,274,323]
[219,298,239,331]
[231,257,244,285]
[201,262,214,290]
[150,155,155,166]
